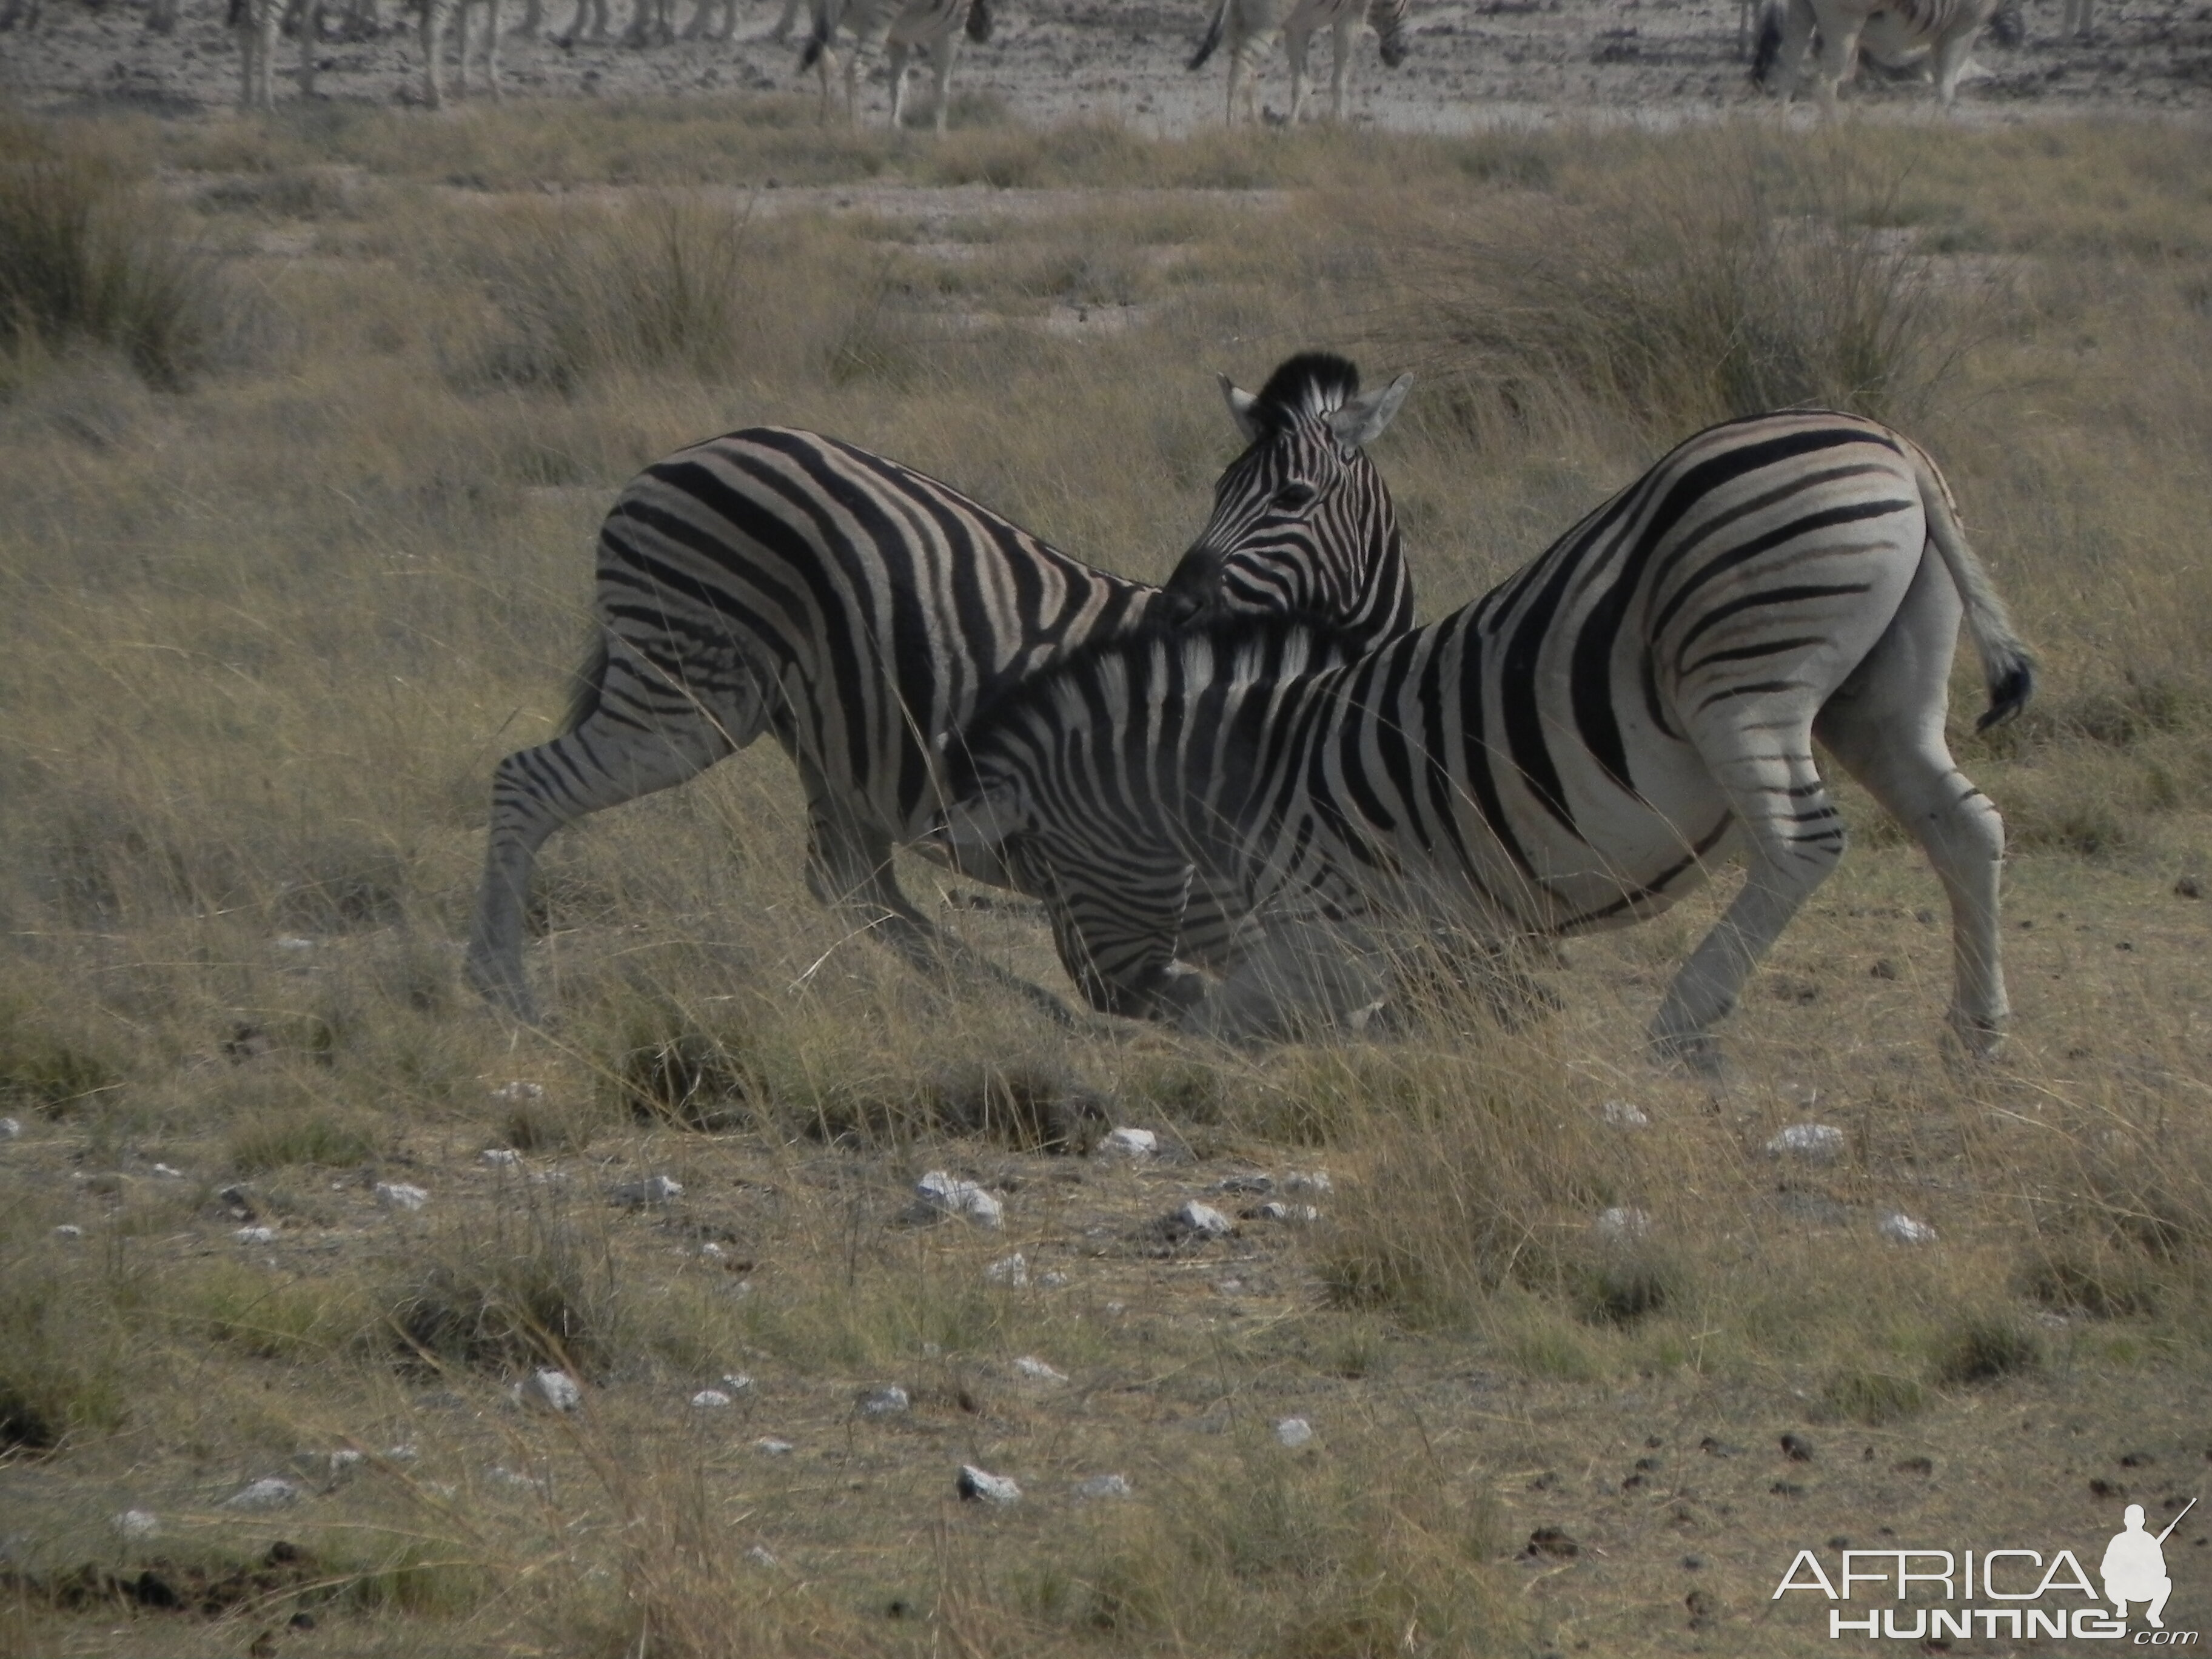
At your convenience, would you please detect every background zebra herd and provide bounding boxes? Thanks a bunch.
[0,0,2056,118]
[475,360,2031,1070]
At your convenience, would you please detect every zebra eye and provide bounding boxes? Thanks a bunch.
[1272,481,1319,512]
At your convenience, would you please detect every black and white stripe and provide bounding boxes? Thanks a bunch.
[1757,0,1999,104]
[466,353,1415,1021]
[802,0,990,131]
[938,410,2032,1064]
[1188,0,1413,124]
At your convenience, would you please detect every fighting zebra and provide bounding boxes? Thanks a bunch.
[936,410,2032,1066]
[1188,0,1411,125]
[466,352,1415,1023]
[800,0,991,132]
[1757,0,1999,106]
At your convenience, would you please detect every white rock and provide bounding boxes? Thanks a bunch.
[1212,1173,1274,1195]
[480,1148,522,1167]
[375,1182,429,1212]
[1283,1170,1333,1194]
[225,1476,302,1510]
[608,1175,683,1207]
[1073,1473,1132,1500]
[1013,1355,1067,1383]
[1600,1099,1650,1127]
[859,1385,910,1418]
[719,1373,755,1394]
[491,1081,546,1103]
[110,1509,160,1540]
[275,935,316,953]
[53,1224,84,1239]
[295,1447,365,1481]
[745,1545,778,1568]
[1766,1122,1846,1162]
[984,1252,1029,1286]
[956,1464,1022,1504]
[691,1389,732,1409]
[234,1225,276,1244]
[0,1117,21,1139]
[486,1465,541,1490]
[384,1444,419,1462]
[1879,1212,1939,1245]
[755,1438,794,1456]
[518,1368,583,1412]
[152,1162,185,1178]
[1175,1200,1232,1239]
[1037,1270,1071,1288]
[915,1170,1004,1228]
[1098,1127,1158,1159]
[1595,1206,1654,1243]
[1256,1201,1320,1224]
[1275,1417,1315,1448]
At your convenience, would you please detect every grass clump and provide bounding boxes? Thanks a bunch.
[389,1208,620,1378]
[227,1107,378,1174]
[0,121,218,390]
[1821,1367,1928,1425]
[1931,1313,2042,1386]
[0,1257,132,1452]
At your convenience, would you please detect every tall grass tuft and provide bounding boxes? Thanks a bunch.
[1386,133,1992,440]
[0,121,218,390]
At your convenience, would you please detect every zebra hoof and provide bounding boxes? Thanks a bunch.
[1942,1012,2008,1067]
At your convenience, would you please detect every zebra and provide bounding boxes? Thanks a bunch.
[465,352,1416,1023]
[1757,0,1999,106]
[680,0,800,42]
[935,410,2032,1067]
[418,0,502,104]
[800,0,991,132]
[1187,0,1411,125]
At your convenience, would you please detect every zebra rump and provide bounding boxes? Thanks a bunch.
[936,409,2032,1061]
[1188,0,1228,72]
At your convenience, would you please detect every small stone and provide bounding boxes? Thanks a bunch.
[1878,1212,1937,1245]
[1171,1199,1232,1240]
[1013,1356,1067,1383]
[1893,1455,1934,1475]
[1765,1123,1846,1162]
[914,1170,1004,1228]
[225,1477,302,1511]
[859,1385,910,1418]
[1074,1473,1132,1500]
[384,1444,419,1462]
[744,1544,777,1568]
[755,1438,794,1456]
[1255,1201,1321,1223]
[607,1175,683,1208]
[1914,908,1936,925]
[151,1163,184,1178]
[1600,1099,1649,1127]
[956,1464,1021,1504]
[1868,958,1899,980]
[1037,1270,1070,1287]
[1098,1127,1158,1159]
[0,1117,21,1139]
[719,1373,755,1394]
[1282,1170,1333,1194]
[480,1148,522,1167]
[487,1465,541,1490]
[691,1389,732,1409]
[1275,1416,1314,1448]
[234,1225,277,1244]
[110,1510,160,1540]
[375,1182,429,1212]
[517,1369,583,1412]
[984,1252,1029,1285]
[275,935,316,952]
[53,1224,84,1239]
[2177,874,2204,900]
[1595,1206,1653,1242]
[491,1081,546,1102]
[1780,1432,1815,1462]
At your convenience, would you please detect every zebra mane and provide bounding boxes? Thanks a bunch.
[944,615,1364,793]
[1246,352,1364,435]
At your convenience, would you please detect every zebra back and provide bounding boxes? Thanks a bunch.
[1161,350,1415,654]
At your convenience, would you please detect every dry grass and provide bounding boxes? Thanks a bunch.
[1,104,2211,1657]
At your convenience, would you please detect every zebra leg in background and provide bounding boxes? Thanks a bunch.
[297,0,321,93]
[771,0,798,34]
[239,0,278,107]
[885,35,913,126]
[1802,1,1865,107]
[467,659,741,1022]
[1327,9,1351,117]
[1284,16,1312,118]
[1227,24,1276,121]
[1814,556,2009,1056]
[926,33,960,132]
[1926,24,1977,102]
[1762,0,1818,97]
[421,0,447,106]
[1647,719,1845,1072]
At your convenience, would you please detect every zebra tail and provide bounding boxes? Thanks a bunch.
[964,0,990,42]
[799,1,832,67]
[1750,0,1785,82]
[1911,446,2034,731]
[560,633,612,736]
[1187,0,1227,71]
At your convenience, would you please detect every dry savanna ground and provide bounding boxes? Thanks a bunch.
[3,101,2212,1659]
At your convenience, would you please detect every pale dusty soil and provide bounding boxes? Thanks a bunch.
[2,0,2209,131]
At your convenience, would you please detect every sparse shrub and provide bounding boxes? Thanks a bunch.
[181,1261,372,1360]
[0,121,220,389]
[1931,1314,2041,1385]
[1822,1368,1928,1424]
[1574,1246,1680,1326]
[228,1107,377,1175]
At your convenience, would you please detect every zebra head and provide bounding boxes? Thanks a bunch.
[1161,351,1415,649]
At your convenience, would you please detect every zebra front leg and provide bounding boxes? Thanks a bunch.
[1284,21,1310,119]
[1179,916,1386,1045]
[421,0,447,106]
[1328,12,1350,118]
[928,34,959,132]
[885,36,912,126]
[296,0,321,94]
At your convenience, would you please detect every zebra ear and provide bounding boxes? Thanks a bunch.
[1327,372,1413,449]
[1219,372,1265,446]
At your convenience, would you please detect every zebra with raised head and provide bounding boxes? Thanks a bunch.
[1757,0,1999,106]
[801,0,991,132]
[936,410,2032,1066]
[1188,0,1411,125]
[465,352,1416,1023]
